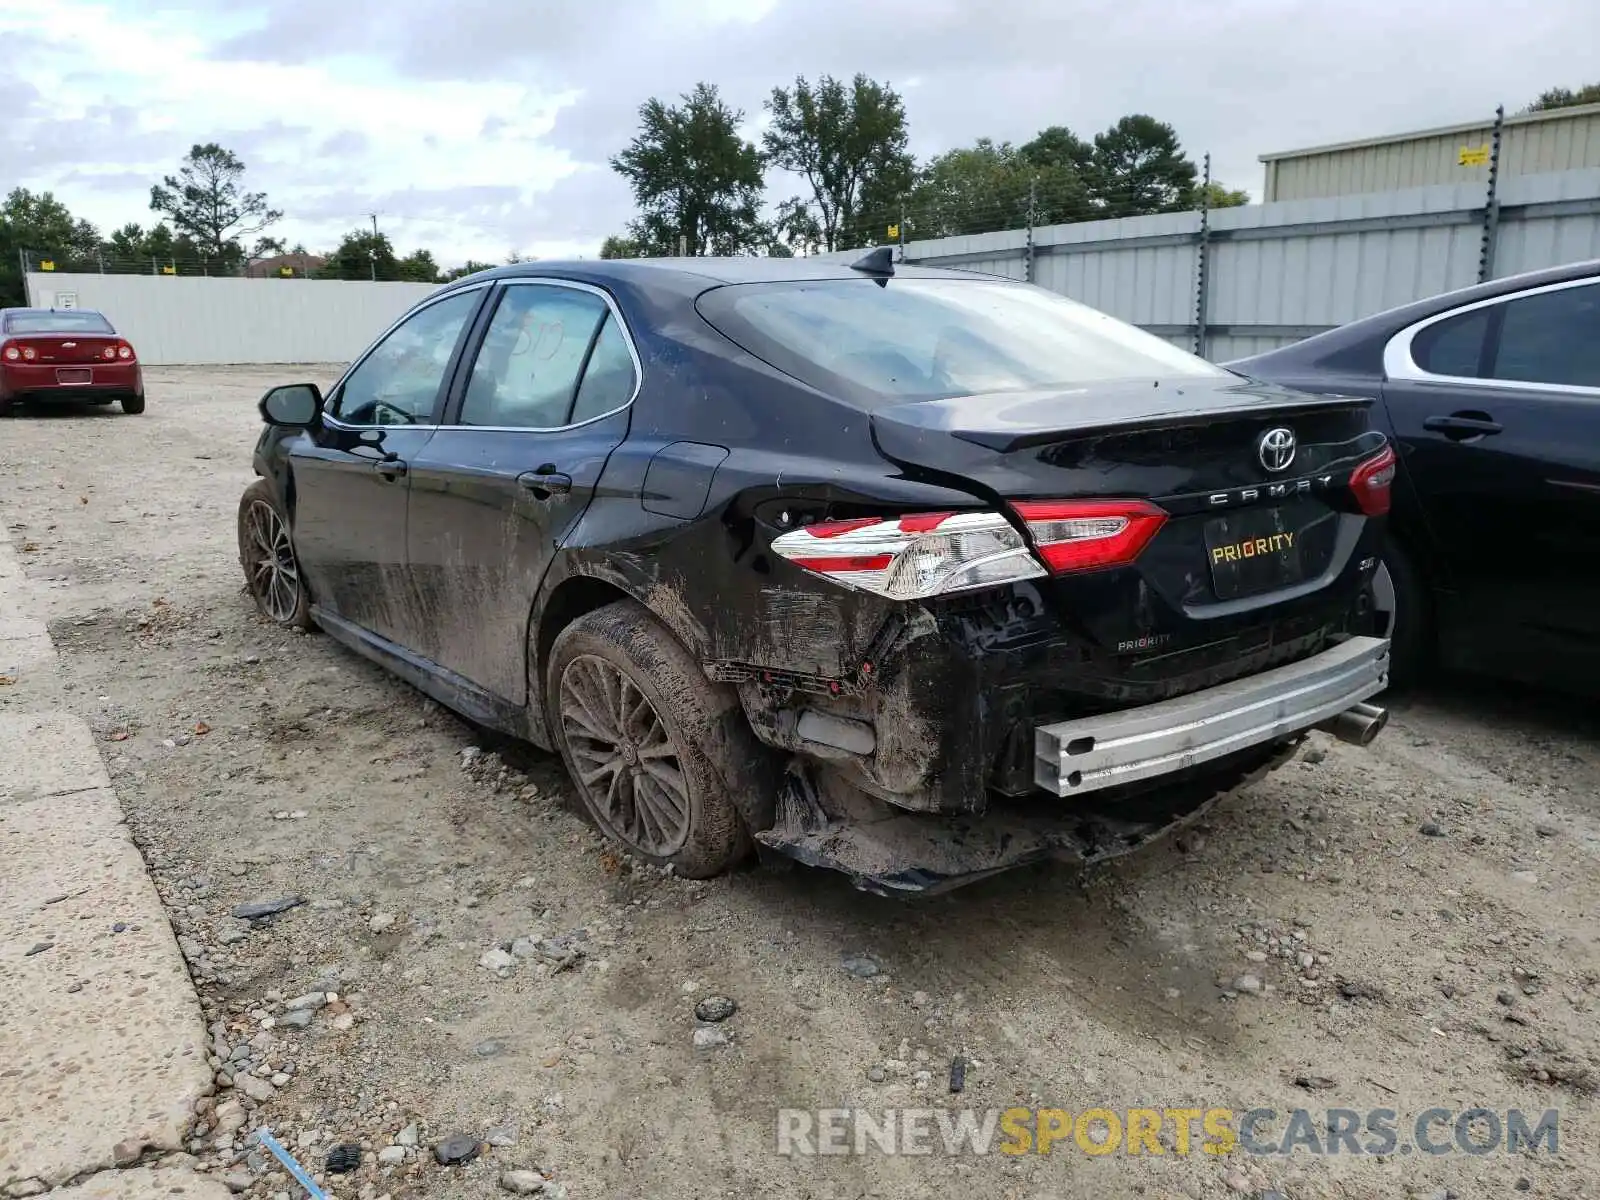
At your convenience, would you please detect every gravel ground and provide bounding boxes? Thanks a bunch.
[3,366,1598,1200]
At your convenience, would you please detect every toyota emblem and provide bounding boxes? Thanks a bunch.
[1257,427,1297,473]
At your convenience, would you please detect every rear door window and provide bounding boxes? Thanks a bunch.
[458,285,609,428]
[1487,282,1600,388]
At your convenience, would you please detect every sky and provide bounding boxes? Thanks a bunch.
[2,0,1596,270]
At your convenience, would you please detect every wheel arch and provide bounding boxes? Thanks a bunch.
[525,559,713,748]
[526,561,779,835]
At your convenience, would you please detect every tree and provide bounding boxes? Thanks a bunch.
[325,229,400,280]
[1088,115,1198,217]
[1201,181,1250,209]
[102,221,199,267]
[1526,82,1600,112]
[599,234,643,259]
[902,140,1034,240]
[0,189,102,304]
[1018,125,1095,225]
[149,143,282,269]
[397,248,441,283]
[762,73,915,253]
[610,83,766,257]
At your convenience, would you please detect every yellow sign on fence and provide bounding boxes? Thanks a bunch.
[39,260,55,271]
[887,223,900,241]
[1459,144,1490,166]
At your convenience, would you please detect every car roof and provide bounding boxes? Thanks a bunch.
[1230,257,1600,373]
[452,255,1001,289]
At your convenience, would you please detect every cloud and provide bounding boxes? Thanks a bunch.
[2,0,1598,264]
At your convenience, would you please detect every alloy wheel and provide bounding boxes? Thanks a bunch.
[243,500,303,624]
[558,654,691,857]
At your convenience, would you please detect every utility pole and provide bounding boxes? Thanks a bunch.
[369,213,380,238]
[677,233,688,258]
[368,247,377,282]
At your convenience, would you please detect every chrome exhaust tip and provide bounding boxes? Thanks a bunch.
[1318,701,1389,747]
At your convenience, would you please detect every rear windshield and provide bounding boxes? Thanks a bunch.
[3,311,114,334]
[695,277,1229,407]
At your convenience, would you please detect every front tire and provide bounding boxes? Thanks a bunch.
[237,479,313,630]
[120,395,146,414]
[547,601,751,878]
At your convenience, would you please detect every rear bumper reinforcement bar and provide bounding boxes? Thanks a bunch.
[1035,635,1390,797]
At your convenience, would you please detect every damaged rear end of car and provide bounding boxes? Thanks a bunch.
[682,269,1392,893]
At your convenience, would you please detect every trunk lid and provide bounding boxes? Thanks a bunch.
[9,335,121,364]
[870,376,1386,652]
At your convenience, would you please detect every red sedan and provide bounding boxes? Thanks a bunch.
[0,307,145,416]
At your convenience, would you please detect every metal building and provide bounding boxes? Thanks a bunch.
[1259,101,1600,202]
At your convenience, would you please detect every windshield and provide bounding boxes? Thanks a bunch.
[4,311,115,334]
[696,277,1229,408]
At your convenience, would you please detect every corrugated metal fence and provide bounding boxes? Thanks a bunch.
[22,273,439,365]
[840,167,1600,363]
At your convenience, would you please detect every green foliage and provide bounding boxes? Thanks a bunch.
[610,83,767,256]
[891,115,1203,240]
[763,73,914,253]
[1202,181,1250,209]
[441,259,497,282]
[1018,126,1094,225]
[1089,115,1198,217]
[900,140,1035,240]
[599,234,643,259]
[0,188,103,304]
[1525,83,1600,112]
[325,230,400,280]
[149,143,282,267]
[398,248,441,283]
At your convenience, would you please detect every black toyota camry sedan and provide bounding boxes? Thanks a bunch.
[239,252,1394,893]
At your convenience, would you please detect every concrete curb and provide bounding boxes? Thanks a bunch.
[0,534,228,1199]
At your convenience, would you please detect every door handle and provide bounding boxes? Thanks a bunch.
[1423,412,1502,440]
[372,457,408,480]
[517,467,572,497]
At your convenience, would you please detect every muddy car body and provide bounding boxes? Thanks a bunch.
[240,254,1393,893]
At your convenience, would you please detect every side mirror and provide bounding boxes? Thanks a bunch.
[259,383,322,428]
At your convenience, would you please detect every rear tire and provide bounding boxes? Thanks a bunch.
[120,395,145,414]
[0,397,13,418]
[1374,540,1427,689]
[548,600,751,878]
[237,479,313,630]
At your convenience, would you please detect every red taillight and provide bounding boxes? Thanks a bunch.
[1349,445,1395,517]
[1010,499,1168,574]
[20,345,36,361]
[771,511,1047,600]
[116,341,135,360]
[102,346,117,359]
[2,345,17,361]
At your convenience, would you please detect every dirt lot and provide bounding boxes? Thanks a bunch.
[3,365,1599,1200]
